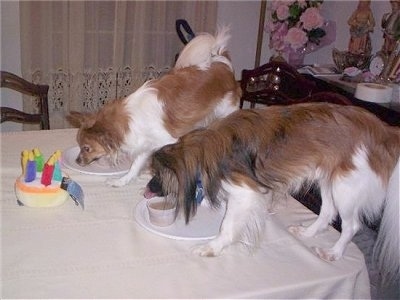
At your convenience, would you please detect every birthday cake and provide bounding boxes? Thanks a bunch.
[15,148,70,208]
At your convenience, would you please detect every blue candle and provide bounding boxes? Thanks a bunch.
[24,152,37,182]
[52,160,62,181]
[52,150,63,181]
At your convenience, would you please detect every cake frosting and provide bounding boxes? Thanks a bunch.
[15,148,70,208]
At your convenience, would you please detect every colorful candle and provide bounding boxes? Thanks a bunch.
[52,152,63,181]
[24,152,37,182]
[41,155,55,186]
[52,161,62,181]
[54,150,62,159]
[33,148,45,172]
[21,150,29,175]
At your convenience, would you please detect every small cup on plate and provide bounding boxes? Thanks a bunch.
[147,196,176,227]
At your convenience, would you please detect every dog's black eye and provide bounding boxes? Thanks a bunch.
[82,146,90,153]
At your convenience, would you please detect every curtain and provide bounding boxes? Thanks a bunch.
[20,1,217,129]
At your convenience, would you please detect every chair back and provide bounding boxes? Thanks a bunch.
[1,71,50,130]
[240,61,320,108]
[240,61,352,108]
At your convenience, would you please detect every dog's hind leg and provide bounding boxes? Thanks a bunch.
[313,149,385,261]
[312,185,363,261]
[288,182,337,238]
[192,181,268,257]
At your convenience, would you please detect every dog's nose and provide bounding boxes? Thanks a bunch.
[75,156,85,166]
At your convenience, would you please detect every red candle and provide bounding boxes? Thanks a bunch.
[41,156,55,186]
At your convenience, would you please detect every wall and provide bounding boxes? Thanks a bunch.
[217,1,268,78]
[218,0,392,72]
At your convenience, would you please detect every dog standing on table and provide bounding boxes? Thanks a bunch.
[144,103,400,283]
[66,27,240,187]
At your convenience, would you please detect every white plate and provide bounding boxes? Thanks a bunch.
[61,146,131,176]
[134,199,225,240]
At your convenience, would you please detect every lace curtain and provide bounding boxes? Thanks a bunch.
[20,1,217,129]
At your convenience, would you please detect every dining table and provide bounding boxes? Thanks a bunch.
[1,128,371,299]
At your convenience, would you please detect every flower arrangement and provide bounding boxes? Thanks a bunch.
[267,0,327,59]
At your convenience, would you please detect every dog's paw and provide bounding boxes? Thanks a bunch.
[106,177,128,187]
[312,246,341,261]
[288,225,308,237]
[191,243,223,257]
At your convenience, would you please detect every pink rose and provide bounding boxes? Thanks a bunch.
[297,0,307,8]
[270,37,286,51]
[300,7,324,30]
[276,4,289,21]
[270,0,280,11]
[284,27,308,49]
[266,21,276,33]
[270,22,288,51]
[270,0,294,11]
[275,21,288,36]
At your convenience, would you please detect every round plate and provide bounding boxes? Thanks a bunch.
[61,146,131,176]
[134,199,225,240]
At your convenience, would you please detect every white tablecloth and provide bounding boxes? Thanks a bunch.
[1,129,370,298]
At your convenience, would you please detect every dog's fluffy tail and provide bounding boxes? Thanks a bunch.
[174,26,232,71]
[373,158,399,284]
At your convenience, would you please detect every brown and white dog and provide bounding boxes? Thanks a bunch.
[66,27,240,186]
[145,103,400,283]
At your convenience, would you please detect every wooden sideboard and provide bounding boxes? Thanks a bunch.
[306,74,400,126]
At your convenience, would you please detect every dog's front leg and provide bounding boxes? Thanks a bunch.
[192,182,268,257]
[106,152,150,187]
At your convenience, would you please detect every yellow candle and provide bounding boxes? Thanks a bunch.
[54,150,62,160]
[47,155,56,166]
[21,150,29,175]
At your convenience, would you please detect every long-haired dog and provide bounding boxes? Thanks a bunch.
[144,103,400,283]
[66,27,240,187]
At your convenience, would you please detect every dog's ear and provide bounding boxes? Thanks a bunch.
[97,129,120,153]
[181,168,198,223]
[66,111,96,128]
[153,147,198,223]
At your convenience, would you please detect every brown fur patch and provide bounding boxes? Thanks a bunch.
[151,62,241,138]
[151,103,400,210]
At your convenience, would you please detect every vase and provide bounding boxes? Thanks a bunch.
[270,52,286,63]
[288,49,305,67]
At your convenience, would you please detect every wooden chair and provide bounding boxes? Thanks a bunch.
[1,71,50,130]
[239,61,352,108]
